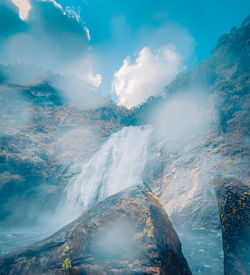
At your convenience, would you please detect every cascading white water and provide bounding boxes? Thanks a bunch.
[63,126,152,219]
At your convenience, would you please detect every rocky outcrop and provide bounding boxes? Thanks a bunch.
[214,178,250,275]
[0,67,135,227]
[0,186,192,275]
[131,16,250,231]
[130,15,250,274]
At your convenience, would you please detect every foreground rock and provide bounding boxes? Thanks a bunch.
[0,186,192,275]
[214,178,250,275]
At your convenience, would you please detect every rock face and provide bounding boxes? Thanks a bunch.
[214,178,250,275]
[130,15,250,274]
[133,14,250,226]
[0,186,192,275]
[0,67,135,227]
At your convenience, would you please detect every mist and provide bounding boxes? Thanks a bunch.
[149,88,217,148]
[0,84,32,137]
[89,219,139,262]
[50,74,108,109]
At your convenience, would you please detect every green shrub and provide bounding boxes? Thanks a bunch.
[62,245,70,257]
[62,257,71,273]
[226,158,233,164]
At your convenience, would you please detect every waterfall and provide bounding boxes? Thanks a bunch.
[63,126,152,219]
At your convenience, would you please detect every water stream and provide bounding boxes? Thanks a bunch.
[0,125,224,274]
[62,126,152,220]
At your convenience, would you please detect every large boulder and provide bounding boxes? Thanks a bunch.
[0,186,192,275]
[214,178,250,275]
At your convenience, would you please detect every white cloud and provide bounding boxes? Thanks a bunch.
[1,0,89,73]
[11,0,64,21]
[87,73,102,87]
[45,0,63,11]
[84,26,91,41]
[11,0,31,20]
[112,46,182,109]
[65,6,81,22]
[0,0,106,110]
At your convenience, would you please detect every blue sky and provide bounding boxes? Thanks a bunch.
[56,0,250,96]
[2,0,250,108]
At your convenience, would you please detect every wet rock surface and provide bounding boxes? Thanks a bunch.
[214,178,250,275]
[0,186,192,275]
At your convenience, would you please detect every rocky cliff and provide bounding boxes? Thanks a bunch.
[0,66,135,227]
[132,15,250,274]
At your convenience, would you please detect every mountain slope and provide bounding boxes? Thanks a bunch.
[0,67,134,227]
[133,15,250,274]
